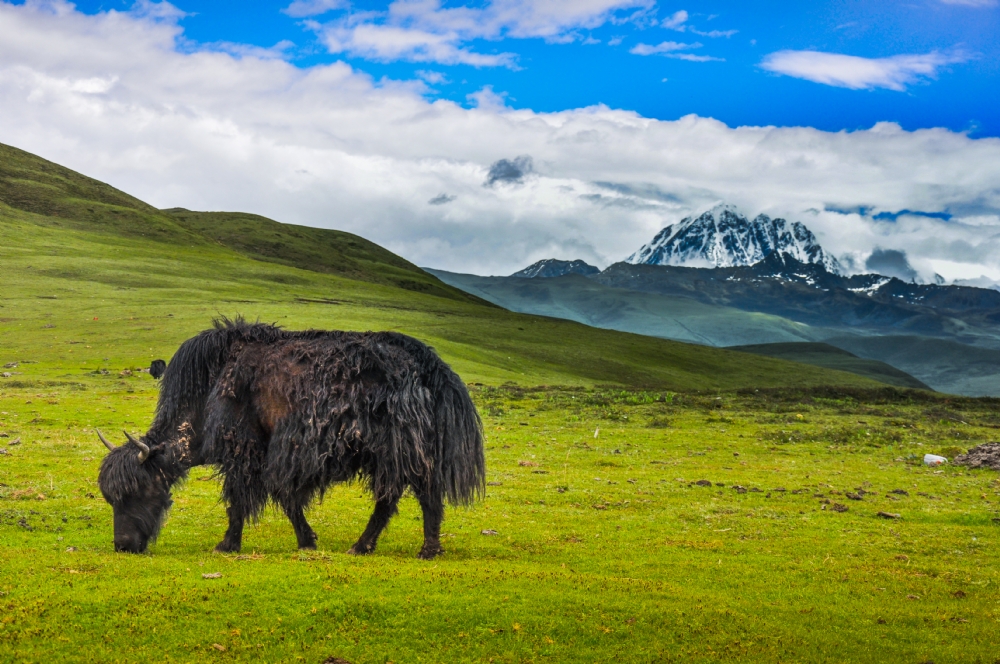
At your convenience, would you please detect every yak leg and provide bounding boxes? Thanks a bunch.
[416,489,444,560]
[348,494,401,555]
[215,504,245,553]
[278,496,318,550]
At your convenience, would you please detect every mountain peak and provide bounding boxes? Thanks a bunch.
[511,259,600,278]
[626,206,841,274]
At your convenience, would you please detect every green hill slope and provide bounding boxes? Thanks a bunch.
[0,141,886,392]
[727,342,932,391]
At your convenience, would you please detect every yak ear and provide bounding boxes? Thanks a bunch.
[149,359,166,379]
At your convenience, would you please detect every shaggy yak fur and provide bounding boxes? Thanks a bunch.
[97,318,485,559]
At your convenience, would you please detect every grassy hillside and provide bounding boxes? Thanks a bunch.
[0,141,882,393]
[728,342,931,391]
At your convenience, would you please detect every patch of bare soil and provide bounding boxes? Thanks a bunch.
[954,443,1000,471]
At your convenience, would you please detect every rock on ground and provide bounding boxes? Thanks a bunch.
[954,443,1000,471]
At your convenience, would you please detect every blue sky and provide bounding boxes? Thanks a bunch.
[60,0,1000,136]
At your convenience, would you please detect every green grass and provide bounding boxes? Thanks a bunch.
[3,387,1000,662]
[3,142,999,663]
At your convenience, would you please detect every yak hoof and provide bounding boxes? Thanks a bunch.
[417,546,442,560]
[298,543,317,551]
[214,542,240,554]
[347,543,374,556]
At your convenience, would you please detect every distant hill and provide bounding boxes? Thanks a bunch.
[0,140,886,392]
[426,269,833,347]
[824,336,1000,398]
[510,259,599,278]
[728,342,931,391]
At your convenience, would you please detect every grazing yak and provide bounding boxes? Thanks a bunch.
[97,318,484,559]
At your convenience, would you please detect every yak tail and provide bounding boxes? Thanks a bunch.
[433,367,485,506]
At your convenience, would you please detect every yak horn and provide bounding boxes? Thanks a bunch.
[96,428,116,452]
[123,430,150,463]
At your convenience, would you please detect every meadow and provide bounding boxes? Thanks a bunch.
[2,142,1000,663]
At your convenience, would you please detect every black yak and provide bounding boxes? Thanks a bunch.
[148,359,166,379]
[97,318,484,559]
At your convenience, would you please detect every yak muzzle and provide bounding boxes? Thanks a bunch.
[114,535,147,554]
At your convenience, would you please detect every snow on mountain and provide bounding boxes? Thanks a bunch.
[626,204,842,274]
[511,259,600,278]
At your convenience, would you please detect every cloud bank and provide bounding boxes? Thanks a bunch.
[0,0,999,282]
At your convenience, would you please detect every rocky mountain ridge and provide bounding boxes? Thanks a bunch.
[626,204,842,273]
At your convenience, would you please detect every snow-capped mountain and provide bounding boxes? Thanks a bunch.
[626,204,842,274]
[511,259,599,278]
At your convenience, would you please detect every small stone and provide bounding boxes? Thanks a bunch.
[66,546,78,552]
[831,503,849,513]
[733,485,747,494]
[846,492,863,501]
[211,644,226,652]
[486,481,502,486]
[694,479,712,487]
[876,512,901,520]
[890,489,909,496]
[8,438,20,446]
[480,529,499,536]
[202,572,222,579]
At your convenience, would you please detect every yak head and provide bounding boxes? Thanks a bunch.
[96,429,173,553]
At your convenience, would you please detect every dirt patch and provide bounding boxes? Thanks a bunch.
[954,443,1000,471]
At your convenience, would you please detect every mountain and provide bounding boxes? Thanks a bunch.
[429,252,1000,395]
[426,268,835,346]
[596,254,1000,349]
[511,258,599,278]
[427,268,941,390]
[626,204,842,273]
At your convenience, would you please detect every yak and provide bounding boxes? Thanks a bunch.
[96,318,484,559]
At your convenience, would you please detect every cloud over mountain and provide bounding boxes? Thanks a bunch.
[0,1,998,279]
[484,156,534,187]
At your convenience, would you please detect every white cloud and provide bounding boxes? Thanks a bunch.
[661,10,688,30]
[938,0,997,6]
[661,9,736,37]
[630,41,722,61]
[310,0,653,66]
[318,22,517,67]
[761,49,969,91]
[415,69,448,84]
[630,41,697,55]
[0,0,999,278]
[282,0,348,18]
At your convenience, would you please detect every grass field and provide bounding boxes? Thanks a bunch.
[2,142,1000,663]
